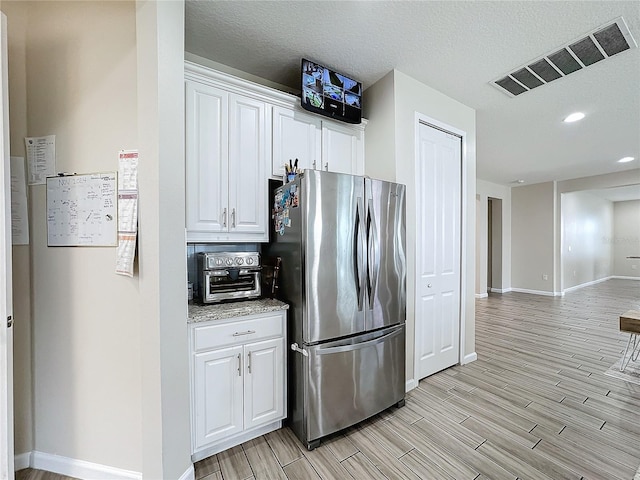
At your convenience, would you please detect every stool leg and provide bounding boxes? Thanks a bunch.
[620,334,639,371]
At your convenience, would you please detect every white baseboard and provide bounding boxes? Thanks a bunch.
[510,287,561,297]
[611,275,640,280]
[405,378,417,392]
[475,293,488,299]
[31,451,141,480]
[563,276,611,293]
[15,452,31,471]
[489,287,512,294]
[462,352,477,364]
[179,464,195,480]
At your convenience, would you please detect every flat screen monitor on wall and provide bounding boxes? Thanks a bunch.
[301,58,362,125]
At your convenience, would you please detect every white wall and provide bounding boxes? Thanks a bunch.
[136,1,191,478]
[6,0,143,472]
[476,179,511,295]
[613,200,640,277]
[366,69,476,384]
[511,182,556,294]
[362,71,396,182]
[561,191,613,290]
[555,171,640,290]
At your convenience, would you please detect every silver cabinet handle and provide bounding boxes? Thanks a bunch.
[237,353,241,376]
[247,352,252,373]
[324,162,328,171]
[233,330,256,336]
[291,343,308,357]
[222,208,227,228]
[312,160,317,169]
[231,208,236,228]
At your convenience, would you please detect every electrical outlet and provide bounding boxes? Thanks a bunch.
[542,274,548,281]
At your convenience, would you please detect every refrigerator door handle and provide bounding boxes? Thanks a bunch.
[354,197,366,311]
[353,201,361,310]
[315,327,403,355]
[366,199,379,309]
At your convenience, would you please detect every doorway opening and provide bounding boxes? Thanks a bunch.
[487,197,503,293]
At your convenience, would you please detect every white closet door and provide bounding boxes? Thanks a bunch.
[416,122,461,380]
[0,12,14,480]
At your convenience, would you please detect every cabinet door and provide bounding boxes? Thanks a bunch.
[228,94,268,238]
[193,346,243,449]
[272,106,321,177]
[244,338,284,430]
[185,81,229,237]
[321,121,364,175]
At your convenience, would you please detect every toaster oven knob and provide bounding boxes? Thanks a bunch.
[226,258,233,266]
[215,258,223,266]
[246,257,254,265]
[236,258,244,265]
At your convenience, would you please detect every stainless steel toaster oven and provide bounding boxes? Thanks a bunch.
[197,252,261,303]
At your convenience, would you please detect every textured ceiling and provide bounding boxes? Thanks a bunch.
[185,0,640,187]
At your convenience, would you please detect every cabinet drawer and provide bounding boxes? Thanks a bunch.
[193,313,285,352]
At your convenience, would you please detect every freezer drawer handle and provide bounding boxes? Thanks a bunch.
[290,343,309,357]
[316,328,403,355]
[233,330,256,336]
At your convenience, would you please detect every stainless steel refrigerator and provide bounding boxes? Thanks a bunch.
[267,169,406,450]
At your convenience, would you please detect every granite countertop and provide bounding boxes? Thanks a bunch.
[188,298,289,323]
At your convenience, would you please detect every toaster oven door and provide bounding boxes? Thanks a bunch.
[202,269,261,303]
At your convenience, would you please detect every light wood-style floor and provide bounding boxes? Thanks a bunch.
[19,279,640,480]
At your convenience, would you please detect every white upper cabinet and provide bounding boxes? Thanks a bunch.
[185,76,268,242]
[185,81,229,236]
[272,105,365,178]
[321,121,365,176]
[272,106,321,178]
[228,94,267,236]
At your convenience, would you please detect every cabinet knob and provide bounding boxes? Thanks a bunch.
[312,160,317,169]
[324,162,328,171]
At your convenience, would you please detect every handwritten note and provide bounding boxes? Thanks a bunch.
[25,135,56,185]
[116,150,139,276]
[10,156,29,245]
[46,173,117,247]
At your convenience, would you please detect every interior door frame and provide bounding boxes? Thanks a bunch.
[0,11,15,480]
[413,112,468,386]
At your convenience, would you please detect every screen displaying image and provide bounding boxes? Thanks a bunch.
[301,59,361,124]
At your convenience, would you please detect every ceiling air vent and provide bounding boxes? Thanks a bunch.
[492,17,637,97]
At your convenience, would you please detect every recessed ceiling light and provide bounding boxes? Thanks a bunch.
[564,112,585,123]
[618,156,635,163]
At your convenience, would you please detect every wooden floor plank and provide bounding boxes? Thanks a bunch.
[218,445,253,480]
[281,457,321,480]
[243,436,287,480]
[341,452,389,480]
[264,427,304,467]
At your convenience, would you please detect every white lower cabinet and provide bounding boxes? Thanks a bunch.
[190,310,286,459]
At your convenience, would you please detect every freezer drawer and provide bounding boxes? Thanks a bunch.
[304,325,405,444]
